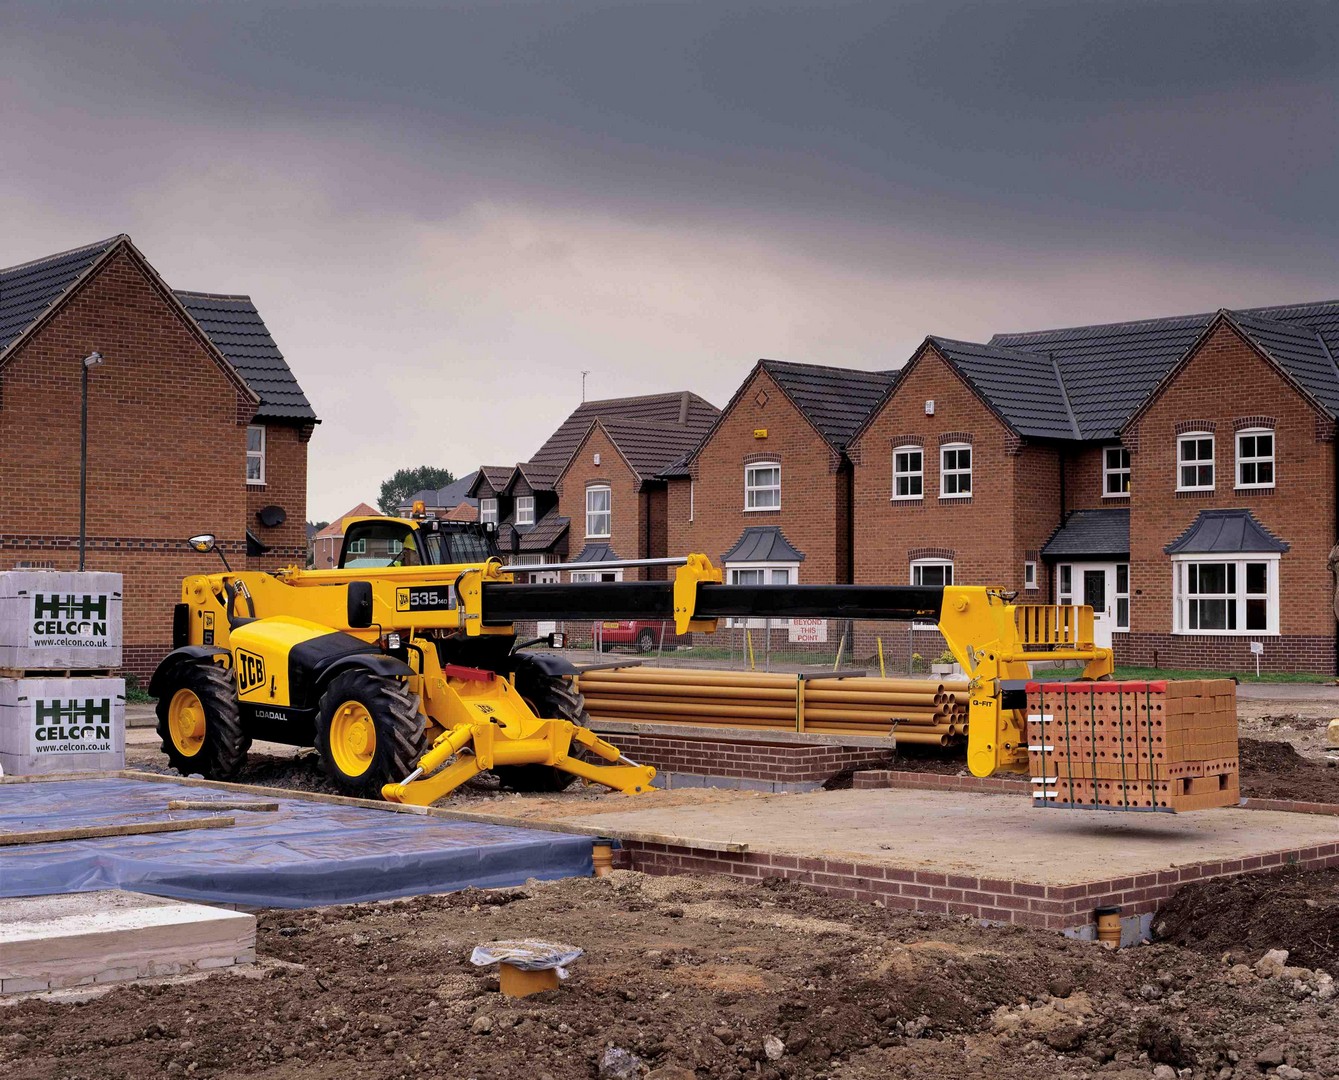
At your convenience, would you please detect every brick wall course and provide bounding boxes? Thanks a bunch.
[557,424,647,578]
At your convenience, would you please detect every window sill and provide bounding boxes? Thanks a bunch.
[246,481,266,489]
[1234,484,1275,492]
[585,534,611,540]
[1101,492,1130,500]
[890,495,924,503]
[743,507,781,513]
[938,494,972,502]
[1174,487,1215,496]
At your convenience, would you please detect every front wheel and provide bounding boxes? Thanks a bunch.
[635,628,657,653]
[156,661,250,779]
[314,670,425,799]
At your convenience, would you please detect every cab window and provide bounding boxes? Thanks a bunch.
[340,521,421,568]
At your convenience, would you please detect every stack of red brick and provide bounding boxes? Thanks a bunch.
[1027,680,1239,812]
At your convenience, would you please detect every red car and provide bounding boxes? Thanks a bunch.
[595,619,675,653]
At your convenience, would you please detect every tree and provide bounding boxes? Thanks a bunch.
[378,466,456,514]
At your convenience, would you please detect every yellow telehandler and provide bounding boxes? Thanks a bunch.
[151,511,1111,805]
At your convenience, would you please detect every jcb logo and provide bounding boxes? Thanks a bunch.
[237,650,267,694]
[396,588,410,610]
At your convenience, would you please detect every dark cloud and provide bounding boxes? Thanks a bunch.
[2,1,1336,516]
[6,0,1337,261]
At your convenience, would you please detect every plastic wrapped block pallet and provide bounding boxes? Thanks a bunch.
[0,677,125,776]
[0,572,122,670]
[1026,680,1238,812]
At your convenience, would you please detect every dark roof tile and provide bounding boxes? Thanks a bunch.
[761,360,899,451]
[0,236,121,357]
[722,526,806,563]
[174,291,316,422]
[528,391,718,477]
[518,512,569,551]
[1164,509,1289,555]
[1041,508,1130,559]
[928,338,1078,439]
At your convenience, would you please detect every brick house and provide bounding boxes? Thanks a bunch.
[0,235,316,678]
[848,302,1339,673]
[666,360,897,601]
[473,392,718,582]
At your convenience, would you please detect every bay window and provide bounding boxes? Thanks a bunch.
[1173,557,1278,634]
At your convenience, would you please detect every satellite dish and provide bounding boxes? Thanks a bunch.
[257,505,287,528]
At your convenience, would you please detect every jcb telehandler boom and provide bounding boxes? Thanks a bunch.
[152,513,1111,805]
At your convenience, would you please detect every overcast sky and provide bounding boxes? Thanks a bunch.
[3,0,1336,520]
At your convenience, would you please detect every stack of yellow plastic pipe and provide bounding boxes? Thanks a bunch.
[575,667,968,745]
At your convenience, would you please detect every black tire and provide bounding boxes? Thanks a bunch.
[493,671,591,793]
[635,628,657,653]
[314,670,425,799]
[156,661,250,780]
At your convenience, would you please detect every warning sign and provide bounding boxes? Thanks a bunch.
[788,619,828,644]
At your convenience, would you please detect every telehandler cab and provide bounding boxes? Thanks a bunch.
[151,512,1112,805]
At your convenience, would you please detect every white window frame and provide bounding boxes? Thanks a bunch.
[1057,564,1074,604]
[571,567,624,583]
[1235,429,1275,490]
[585,485,611,538]
[345,537,366,555]
[515,495,535,525]
[744,462,781,512]
[1024,561,1038,590]
[910,558,954,627]
[1115,562,1130,631]
[387,539,403,555]
[688,479,695,522]
[939,444,972,499]
[1176,433,1215,492]
[1172,555,1279,636]
[892,445,924,501]
[246,425,266,485]
[725,561,797,628]
[479,497,499,525]
[1103,446,1130,499]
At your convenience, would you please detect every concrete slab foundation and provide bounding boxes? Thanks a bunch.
[574,787,1339,932]
[0,890,255,994]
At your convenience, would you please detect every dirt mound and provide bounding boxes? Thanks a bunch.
[1154,865,1339,970]
[5,871,1338,1079]
[1239,737,1339,803]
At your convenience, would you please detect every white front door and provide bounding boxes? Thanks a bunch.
[1058,561,1128,651]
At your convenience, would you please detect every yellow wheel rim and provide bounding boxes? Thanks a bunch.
[330,701,376,778]
[168,688,206,756]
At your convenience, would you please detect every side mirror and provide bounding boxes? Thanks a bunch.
[548,631,566,649]
[188,534,216,553]
[347,581,374,628]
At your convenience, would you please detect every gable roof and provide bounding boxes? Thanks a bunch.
[0,236,121,358]
[470,466,517,496]
[1041,508,1130,560]
[0,235,315,424]
[1164,509,1290,555]
[315,502,380,539]
[760,360,900,452]
[927,338,1079,439]
[984,300,1339,439]
[525,391,719,486]
[175,291,316,423]
[518,511,569,551]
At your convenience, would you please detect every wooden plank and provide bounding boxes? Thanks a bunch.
[166,800,278,812]
[0,816,234,847]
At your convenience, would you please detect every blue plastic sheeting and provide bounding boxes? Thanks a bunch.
[0,779,593,908]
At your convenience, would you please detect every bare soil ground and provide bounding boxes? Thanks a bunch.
[4,870,1336,1080]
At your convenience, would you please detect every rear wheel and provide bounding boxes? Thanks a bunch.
[493,671,590,793]
[314,670,425,799]
[635,628,657,653]
[156,661,250,780]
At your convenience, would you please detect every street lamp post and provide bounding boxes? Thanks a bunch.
[79,351,103,572]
